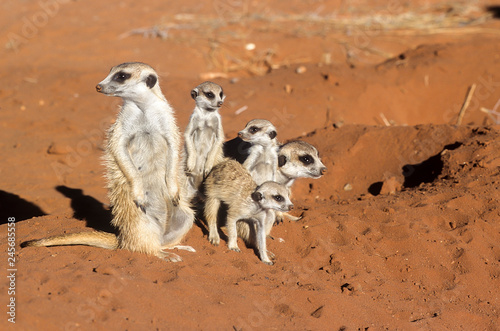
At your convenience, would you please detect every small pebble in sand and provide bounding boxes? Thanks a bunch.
[296,65,307,74]
[245,43,256,51]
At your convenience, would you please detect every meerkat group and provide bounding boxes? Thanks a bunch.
[22,62,326,265]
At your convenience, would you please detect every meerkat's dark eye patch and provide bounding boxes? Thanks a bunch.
[269,130,277,139]
[191,89,198,100]
[219,91,224,98]
[273,195,284,202]
[112,71,131,83]
[251,191,263,202]
[278,155,287,167]
[299,154,314,165]
[204,91,215,99]
[249,126,260,134]
[145,74,157,89]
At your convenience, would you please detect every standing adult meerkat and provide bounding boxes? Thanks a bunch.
[238,119,279,185]
[22,62,194,261]
[204,160,293,265]
[183,81,225,200]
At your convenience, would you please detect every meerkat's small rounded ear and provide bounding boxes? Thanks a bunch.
[191,89,198,100]
[269,131,277,139]
[251,191,263,202]
[278,155,287,167]
[145,74,157,89]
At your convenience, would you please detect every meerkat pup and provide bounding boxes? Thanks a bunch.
[204,160,293,265]
[183,81,225,200]
[274,140,327,222]
[22,62,194,261]
[238,119,279,185]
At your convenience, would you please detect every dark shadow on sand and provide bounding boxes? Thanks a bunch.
[0,190,47,224]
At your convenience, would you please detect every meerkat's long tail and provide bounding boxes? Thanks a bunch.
[21,231,119,250]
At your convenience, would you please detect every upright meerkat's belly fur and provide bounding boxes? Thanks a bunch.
[129,131,169,197]
[192,126,216,174]
[105,128,169,253]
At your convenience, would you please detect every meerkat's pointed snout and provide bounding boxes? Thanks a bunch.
[217,100,224,107]
[288,204,294,211]
[96,84,102,93]
[320,167,327,175]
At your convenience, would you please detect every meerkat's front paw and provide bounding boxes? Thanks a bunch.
[132,186,147,213]
[186,157,196,173]
[274,212,284,225]
[203,165,213,179]
[262,259,274,266]
[166,181,180,206]
[171,192,180,206]
[228,245,241,253]
[208,232,220,246]
[134,201,147,213]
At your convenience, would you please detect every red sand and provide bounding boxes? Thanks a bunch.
[1,1,500,329]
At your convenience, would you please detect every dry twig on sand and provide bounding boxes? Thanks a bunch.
[456,84,477,125]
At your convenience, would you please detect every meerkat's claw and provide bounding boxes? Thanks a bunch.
[275,212,303,223]
[209,234,220,246]
[262,259,273,265]
[169,191,180,207]
[132,186,148,213]
[267,250,275,259]
[186,159,196,174]
[229,246,241,253]
[134,200,147,214]
[274,212,284,225]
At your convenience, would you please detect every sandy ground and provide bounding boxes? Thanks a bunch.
[1,0,500,330]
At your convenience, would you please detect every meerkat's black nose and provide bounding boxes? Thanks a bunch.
[320,167,327,175]
[237,132,243,138]
[96,84,102,92]
[217,101,223,107]
[288,204,294,211]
